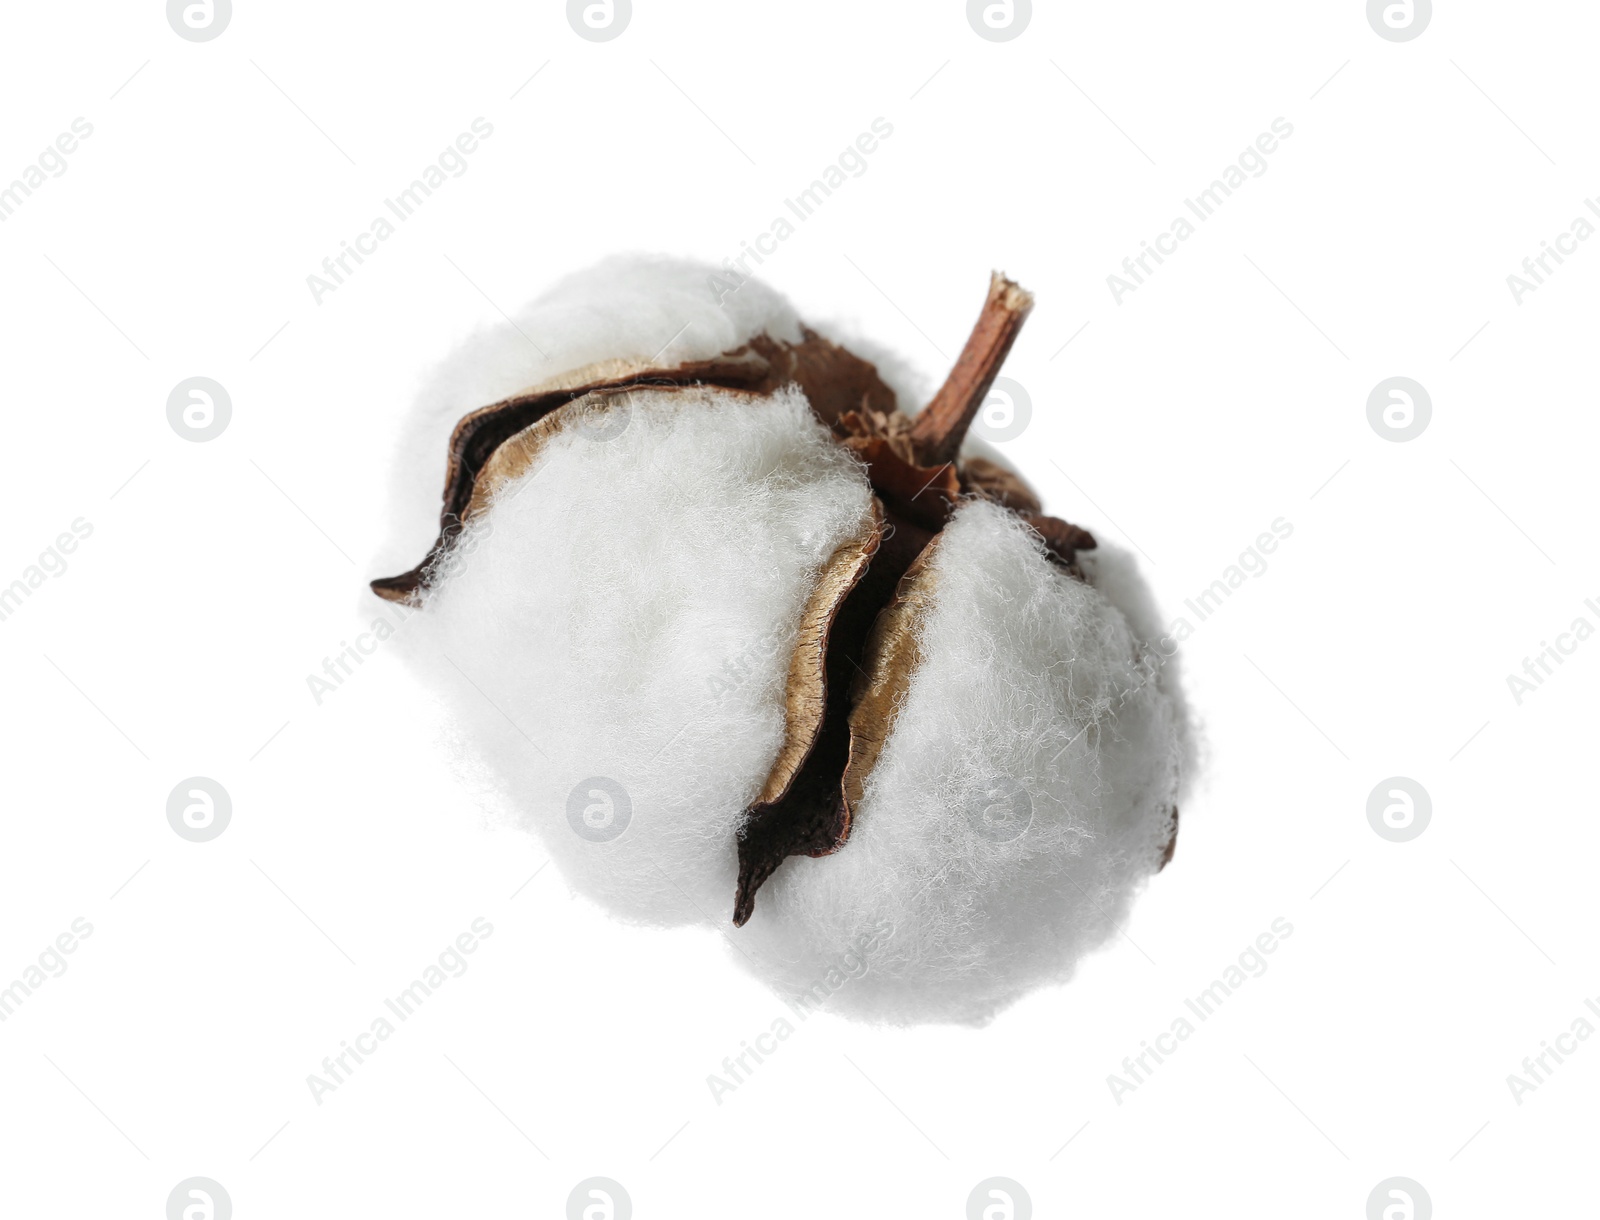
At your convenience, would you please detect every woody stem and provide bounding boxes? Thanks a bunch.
[906,271,1035,467]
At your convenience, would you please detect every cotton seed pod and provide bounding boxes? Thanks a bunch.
[373,256,1191,1024]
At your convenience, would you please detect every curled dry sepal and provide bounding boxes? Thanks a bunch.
[375,273,1173,927]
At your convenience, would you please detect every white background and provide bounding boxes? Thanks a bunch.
[1,1,1595,1217]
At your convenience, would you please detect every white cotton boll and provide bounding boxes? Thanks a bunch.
[735,500,1188,1026]
[372,255,1193,1023]
[372,255,805,586]
[397,384,875,926]
[1078,542,1196,792]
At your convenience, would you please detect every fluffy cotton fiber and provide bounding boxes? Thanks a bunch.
[399,383,875,925]
[373,255,804,588]
[379,255,1190,1024]
[734,501,1186,1025]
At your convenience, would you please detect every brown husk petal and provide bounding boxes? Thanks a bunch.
[1016,513,1097,574]
[372,328,895,605]
[840,537,944,817]
[463,389,634,520]
[838,432,960,532]
[733,502,934,926]
[750,501,884,809]
[960,456,1042,515]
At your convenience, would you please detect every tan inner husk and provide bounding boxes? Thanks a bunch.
[840,536,943,815]
[754,500,885,806]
